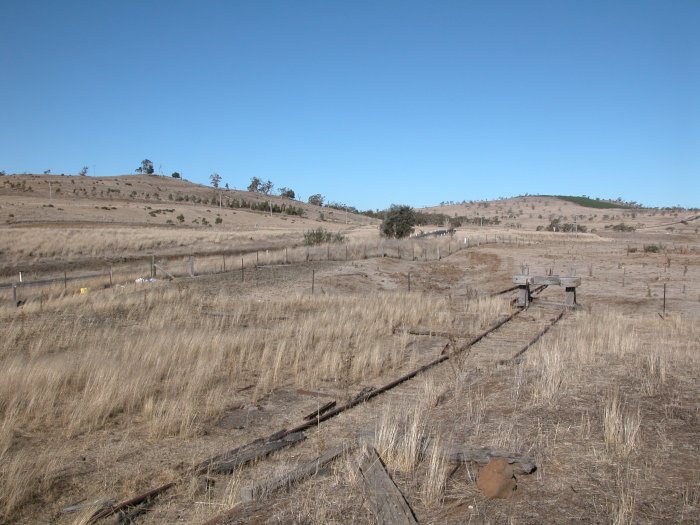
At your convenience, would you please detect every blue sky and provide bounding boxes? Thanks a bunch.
[2,1,698,209]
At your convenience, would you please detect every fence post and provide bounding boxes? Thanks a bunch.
[327,245,330,260]
[189,256,195,277]
[223,255,226,272]
[663,283,666,315]
[312,269,315,294]
[256,251,259,266]
[345,244,348,261]
[12,284,17,304]
[285,247,288,264]
[109,266,113,287]
[408,272,411,292]
[241,257,244,282]
[64,271,67,289]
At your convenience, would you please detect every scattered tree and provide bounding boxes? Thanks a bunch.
[247,176,262,193]
[136,159,154,175]
[225,183,229,190]
[171,172,181,178]
[381,205,416,239]
[210,173,222,188]
[78,166,89,176]
[247,177,273,194]
[308,194,324,206]
[43,169,51,174]
[260,180,273,195]
[278,187,295,199]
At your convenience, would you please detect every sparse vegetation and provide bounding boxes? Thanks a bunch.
[303,227,345,245]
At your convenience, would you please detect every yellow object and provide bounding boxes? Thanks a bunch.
[80,287,89,294]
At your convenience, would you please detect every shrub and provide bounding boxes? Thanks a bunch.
[612,223,636,232]
[643,245,660,253]
[303,228,345,245]
[381,205,416,239]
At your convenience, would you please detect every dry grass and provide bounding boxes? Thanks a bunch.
[0,282,509,521]
[603,389,642,457]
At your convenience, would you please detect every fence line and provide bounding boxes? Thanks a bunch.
[2,234,536,305]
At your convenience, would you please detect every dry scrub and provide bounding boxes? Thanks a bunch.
[0,284,509,521]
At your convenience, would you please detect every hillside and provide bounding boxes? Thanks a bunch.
[0,174,379,275]
[421,195,699,235]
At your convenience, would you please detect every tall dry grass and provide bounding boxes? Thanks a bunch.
[0,284,509,519]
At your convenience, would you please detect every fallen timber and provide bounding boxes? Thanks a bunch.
[239,444,350,502]
[87,303,570,523]
[436,445,536,475]
[358,446,418,525]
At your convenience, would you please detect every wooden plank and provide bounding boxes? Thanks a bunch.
[303,400,337,420]
[239,445,348,502]
[441,446,536,475]
[358,447,418,525]
[197,432,305,475]
[86,482,176,523]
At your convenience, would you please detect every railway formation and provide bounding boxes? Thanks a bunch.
[80,283,569,524]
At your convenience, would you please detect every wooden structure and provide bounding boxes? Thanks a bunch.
[513,275,580,307]
[358,447,418,525]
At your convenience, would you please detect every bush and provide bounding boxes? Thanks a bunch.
[381,205,416,239]
[215,217,223,224]
[303,228,345,245]
[643,245,660,253]
[611,223,636,232]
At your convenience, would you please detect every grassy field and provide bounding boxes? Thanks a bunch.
[0,175,698,524]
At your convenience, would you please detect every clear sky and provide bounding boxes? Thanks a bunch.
[2,1,698,209]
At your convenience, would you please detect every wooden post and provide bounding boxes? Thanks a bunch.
[285,247,288,264]
[64,271,67,289]
[312,269,315,294]
[189,256,195,277]
[518,284,530,307]
[222,255,226,272]
[241,257,244,282]
[663,283,666,315]
[12,284,17,304]
[412,243,415,260]
[345,244,348,261]
[408,272,411,292]
[256,251,259,266]
[109,266,113,287]
[327,244,330,260]
[151,255,155,278]
[622,267,625,287]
